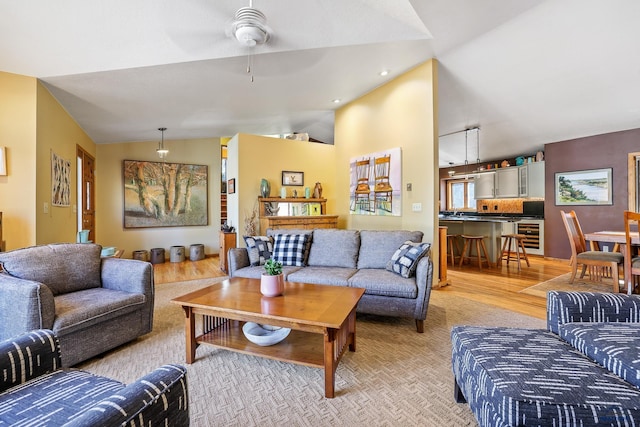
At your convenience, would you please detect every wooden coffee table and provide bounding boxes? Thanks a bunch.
[170,277,365,398]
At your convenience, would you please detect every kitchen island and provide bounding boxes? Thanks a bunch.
[439,215,521,264]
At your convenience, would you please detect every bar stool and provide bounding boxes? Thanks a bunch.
[459,235,492,269]
[447,234,460,266]
[500,234,530,270]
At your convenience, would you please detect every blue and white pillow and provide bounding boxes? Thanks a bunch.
[272,234,309,267]
[243,236,273,266]
[386,241,431,278]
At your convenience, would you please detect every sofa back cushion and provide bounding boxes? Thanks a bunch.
[0,243,102,296]
[308,229,360,268]
[357,230,424,269]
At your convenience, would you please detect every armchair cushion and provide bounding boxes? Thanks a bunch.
[53,288,146,335]
[558,322,640,389]
[0,243,102,296]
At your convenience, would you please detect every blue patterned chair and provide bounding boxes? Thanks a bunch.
[451,291,640,427]
[0,329,189,426]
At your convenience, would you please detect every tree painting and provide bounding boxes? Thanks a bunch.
[123,160,208,228]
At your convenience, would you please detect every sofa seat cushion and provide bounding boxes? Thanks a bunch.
[233,265,302,280]
[307,229,360,268]
[451,326,640,427]
[357,230,423,269]
[558,322,640,389]
[348,269,417,298]
[0,243,102,296]
[53,288,146,335]
[286,267,357,286]
[0,369,124,425]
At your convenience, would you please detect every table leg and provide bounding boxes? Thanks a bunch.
[182,306,197,364]
[324,328,336,398]
[348,308,357,352]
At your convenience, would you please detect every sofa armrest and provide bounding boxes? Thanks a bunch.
[0,329,61,393]
[413,253,434,322]
[63,364,189,427]
[228,248,250,277]
[0,274,55,340]
[547,291,640,334]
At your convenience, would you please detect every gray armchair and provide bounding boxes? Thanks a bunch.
[0,243,154,367]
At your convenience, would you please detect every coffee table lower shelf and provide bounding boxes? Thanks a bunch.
[196,320,325,368]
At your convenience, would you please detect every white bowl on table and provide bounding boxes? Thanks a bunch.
[242,322,291,346]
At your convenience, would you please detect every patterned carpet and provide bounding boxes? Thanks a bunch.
[519,272,617,298]
[77,278,545,427]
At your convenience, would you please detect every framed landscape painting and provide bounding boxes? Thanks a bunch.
[123,160,209,228]
[555,168,612,206]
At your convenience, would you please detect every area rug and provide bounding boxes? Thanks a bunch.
[77,279,545,427]
[519,272,616,298]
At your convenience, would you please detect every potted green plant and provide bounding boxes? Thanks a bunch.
[261,259,284,297]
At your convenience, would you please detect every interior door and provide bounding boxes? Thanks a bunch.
[77,146,95,242]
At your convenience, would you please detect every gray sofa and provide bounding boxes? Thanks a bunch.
[228,228,434,332]
[452,291,640,426]
[0,329,188,426]
[0,243,154,367]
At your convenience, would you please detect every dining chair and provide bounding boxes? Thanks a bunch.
[623,210,640,294]
[560,210,624,291]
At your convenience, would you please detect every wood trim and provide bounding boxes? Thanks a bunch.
[628,152,640,211]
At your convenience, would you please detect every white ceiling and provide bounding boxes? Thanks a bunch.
[2,0,639,167]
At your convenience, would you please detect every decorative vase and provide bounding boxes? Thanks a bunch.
[280,187,287,198]
[260,179,270,197]
[313,182,323,198]
[305,187,311,198]
[260,273,284,297]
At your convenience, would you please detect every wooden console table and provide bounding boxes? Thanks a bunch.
[258,197,338,233]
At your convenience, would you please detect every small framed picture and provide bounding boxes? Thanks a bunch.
[282,171,304,186]
[227,178,235,194]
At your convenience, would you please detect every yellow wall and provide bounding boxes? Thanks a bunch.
[227,133,337,245]
[0,72,38,250]
[35,82,95,245]
[334,60,439,242]
[96,137,221,258]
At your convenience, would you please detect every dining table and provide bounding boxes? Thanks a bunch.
[584,230,640,253]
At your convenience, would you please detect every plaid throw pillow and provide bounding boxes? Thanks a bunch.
[272,234,309,267]
[386,241,431,278]
[243,236,273,266]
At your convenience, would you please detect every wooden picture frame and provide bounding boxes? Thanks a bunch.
[555,168,613,206]
[282,171,304,186]
[228,178,235,194]
[122,159,209,228]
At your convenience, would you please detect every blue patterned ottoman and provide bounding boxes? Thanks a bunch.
[451,326,640,427]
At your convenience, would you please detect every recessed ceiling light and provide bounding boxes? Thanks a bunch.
[379,70,389,76]
[332,99,341,104]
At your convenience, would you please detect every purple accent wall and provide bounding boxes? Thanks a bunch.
[545,128,640,259]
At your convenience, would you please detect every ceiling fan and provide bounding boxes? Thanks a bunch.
[226,1,273,81]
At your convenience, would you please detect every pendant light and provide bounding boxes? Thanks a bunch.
[156,127,168,159]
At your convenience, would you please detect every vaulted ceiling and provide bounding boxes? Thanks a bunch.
[1,0,638,167]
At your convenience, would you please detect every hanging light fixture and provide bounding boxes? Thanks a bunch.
[156,127,168,159]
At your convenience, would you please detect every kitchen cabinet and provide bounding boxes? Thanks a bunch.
[474,172,495,199]
[518,161,545,198]
[495,168,519,198]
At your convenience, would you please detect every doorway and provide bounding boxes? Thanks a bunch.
[76,146,95,242]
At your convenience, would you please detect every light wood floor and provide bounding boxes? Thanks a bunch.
[152,254,572,321]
